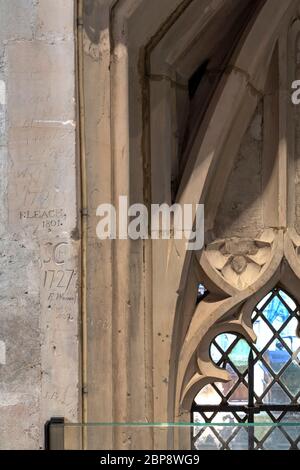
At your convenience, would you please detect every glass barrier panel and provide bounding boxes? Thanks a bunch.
[45,422,300,450]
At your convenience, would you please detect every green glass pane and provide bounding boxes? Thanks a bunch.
[254,412,273,441]
[228,339,250,373]
[280,362,300,396]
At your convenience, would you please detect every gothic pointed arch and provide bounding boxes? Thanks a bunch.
[83,0,300,451]
[156,0,300,450]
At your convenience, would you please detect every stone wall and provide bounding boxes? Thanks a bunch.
[215,102,264,240]
[0,0,80,449]
[1,0,299,452]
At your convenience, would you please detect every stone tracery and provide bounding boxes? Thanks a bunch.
[172,3,300,437]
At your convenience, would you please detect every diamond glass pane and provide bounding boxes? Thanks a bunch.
[215,363,239,398]
[256,292,272,310]
[281,412,300,440]
[228,339,250,373]
[262,428,291,450]
[254,412,274,441]
[280,362,300,396]
[295,347,300,366]
[280,318,300,351]
[229,428,249,450]
[210,343,222,363]
[194,428,222,450]
[278,290,297,311]
[228,382,248,404]
[211,412,240,440]
[262,383,290,405]
[235,412,247,422]
[263,340,287,374]
[253,317,273,351]
[262,296,289,330]
[254,362,274,398]
[215,333,237,352]
[195,384,221,405]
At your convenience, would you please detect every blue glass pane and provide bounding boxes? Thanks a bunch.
[262,296,289,329]
[214,333,236,352]
[263,340,288,373]
[278,290,297,311]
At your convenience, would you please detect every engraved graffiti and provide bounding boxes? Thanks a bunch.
[41,242,78,304]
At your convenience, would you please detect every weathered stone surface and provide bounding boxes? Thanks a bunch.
[35,0,74,40]
[2,0,300,453]
[6,41,75,126]
[0,0,79,450]
[215,103,264,239]
[0,0,34,42]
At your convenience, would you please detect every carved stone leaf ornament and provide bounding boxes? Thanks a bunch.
[204,233,274,291]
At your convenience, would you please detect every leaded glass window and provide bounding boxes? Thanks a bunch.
[192,287,300,450]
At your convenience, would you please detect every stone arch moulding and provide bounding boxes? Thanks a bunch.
[166,1,300,450]
[83,0,300,451]
[83,0,189,451]
[140,0,300,450]
[147,0,272,450]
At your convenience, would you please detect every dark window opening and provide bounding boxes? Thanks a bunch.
[188,59,210,99]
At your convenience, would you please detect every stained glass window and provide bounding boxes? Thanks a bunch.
[192,287,300,450]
